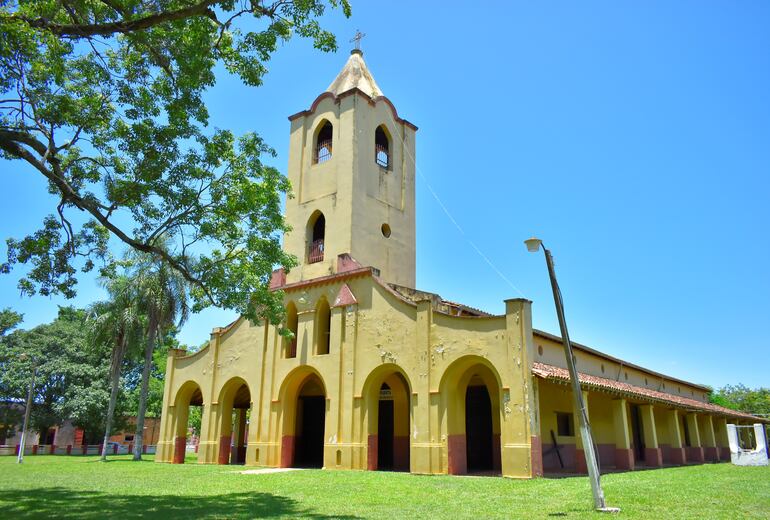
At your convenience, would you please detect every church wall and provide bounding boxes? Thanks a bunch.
[155,273,536,478]
[533,335,710,404]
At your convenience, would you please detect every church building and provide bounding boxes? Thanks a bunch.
[155,49,760,477]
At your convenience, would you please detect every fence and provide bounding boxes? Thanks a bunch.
[0,444,157,456]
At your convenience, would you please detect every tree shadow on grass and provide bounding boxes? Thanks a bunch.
[2,487,361,519]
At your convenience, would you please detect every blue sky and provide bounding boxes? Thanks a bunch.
[1,1,768,388]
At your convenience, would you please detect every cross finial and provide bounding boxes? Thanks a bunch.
[350,30,366,51]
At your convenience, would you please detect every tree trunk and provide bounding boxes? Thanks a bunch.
[133,318,156,461]
[101,334,127,461]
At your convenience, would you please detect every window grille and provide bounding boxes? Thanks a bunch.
[308,239,324,263]
[315,140,332,164]
[375,143,389,168]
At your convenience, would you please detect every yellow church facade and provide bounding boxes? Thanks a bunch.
[155,50,760,478]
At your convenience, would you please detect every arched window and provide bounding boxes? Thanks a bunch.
[314,120,333,164]
[307,211,325,263]
[315,298,331,355]
[285,302,298,358]
[375,125,390,168]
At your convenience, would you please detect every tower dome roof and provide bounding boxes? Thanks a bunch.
[326,50,383,98]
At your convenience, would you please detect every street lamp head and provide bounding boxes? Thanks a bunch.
[524,237,543,253]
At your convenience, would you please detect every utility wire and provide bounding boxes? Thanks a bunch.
[383,108,527,298]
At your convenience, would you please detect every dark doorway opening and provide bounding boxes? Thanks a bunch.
[377,399,394,470]
[465,385,493,472]
[295,396,325,468]
[229,384,251,465]
[630,404,645,462]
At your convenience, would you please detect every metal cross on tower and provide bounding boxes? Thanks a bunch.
[350,30,366,50]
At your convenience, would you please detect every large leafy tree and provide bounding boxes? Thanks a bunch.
[710,384,770,417]
[0,308,23,442]
[0,307,119,443]
[0,0,350,324]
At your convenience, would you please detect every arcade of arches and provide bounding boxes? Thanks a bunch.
[155,271,756,477]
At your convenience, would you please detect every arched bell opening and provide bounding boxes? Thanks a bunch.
[307,211,325,264]
[313,120,333,164]
[375,124,391,169]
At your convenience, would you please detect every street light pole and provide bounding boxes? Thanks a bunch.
[525,237,618,513]
[17,362,37,464]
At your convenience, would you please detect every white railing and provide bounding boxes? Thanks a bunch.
[0,444,157,456]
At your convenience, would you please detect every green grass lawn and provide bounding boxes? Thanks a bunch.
[0,456,768,519]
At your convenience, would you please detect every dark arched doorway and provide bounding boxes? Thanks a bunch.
[217,379,251,465]
[465,380,493,472]
[441,357,502,476]
[294,375,326,468]
[372,373,410,471]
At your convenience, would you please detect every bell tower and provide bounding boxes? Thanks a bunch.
[282,49,417,287]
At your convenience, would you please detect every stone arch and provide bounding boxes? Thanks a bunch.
[439,355,503,475]
[306,210,325,264]
[361,364,412,471]
[313,119,333,164]
[171,380,204,464]
[375,124,391,168]
[278,366,328,468]
[215,377,251,465]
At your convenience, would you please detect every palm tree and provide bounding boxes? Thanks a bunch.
[129,248,189,461]
[90,275,142,462]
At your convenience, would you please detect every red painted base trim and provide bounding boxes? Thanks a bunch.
[575,448,588,474]
[687,446,704,463]
[492,433,501,471]
[530,436,543,477]
[280,435,294,468]
[720,447,731,461]
[668,447,686,465]
[447,434,466,475]
[644,447,663,467]
[615,448,634,470]
[367,434,378,471]
[393,436,409,472]
[704,446,719,462]
[218,436,231,465]
[173,436,186,464]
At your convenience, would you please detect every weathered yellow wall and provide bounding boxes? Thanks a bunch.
[156,273,535,477]
[533,335,710,403]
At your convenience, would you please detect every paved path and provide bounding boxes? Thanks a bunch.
[240,467,307,475]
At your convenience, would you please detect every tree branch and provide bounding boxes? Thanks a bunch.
[0,129,218,307]
[6,0,278,38]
